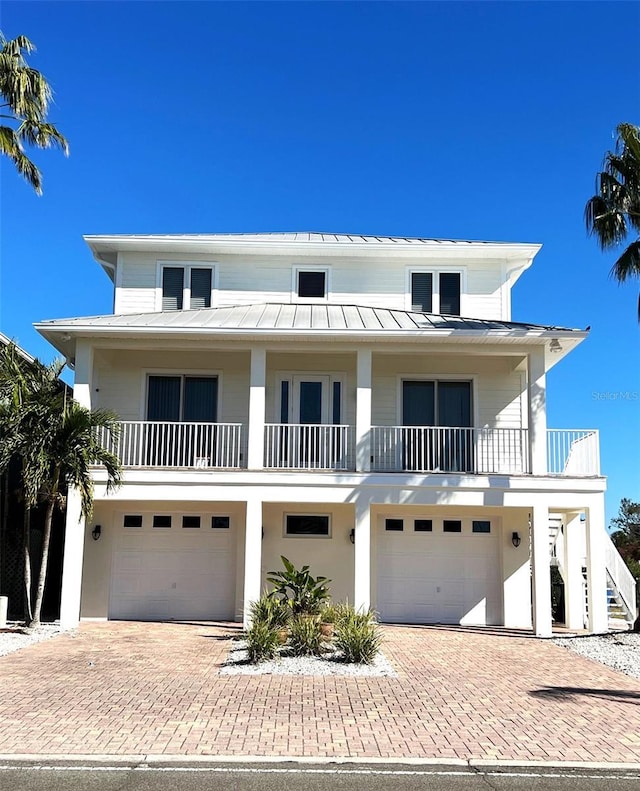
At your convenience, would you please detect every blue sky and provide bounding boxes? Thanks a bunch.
[1,1,638,524]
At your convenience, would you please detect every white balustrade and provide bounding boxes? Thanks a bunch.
[264,424,354,470]
[605,532,637,620]
[97,421,246,469]
[546,430,600,476]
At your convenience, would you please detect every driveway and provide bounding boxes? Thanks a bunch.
[0,621,639,762]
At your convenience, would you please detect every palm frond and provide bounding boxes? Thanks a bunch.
[0,124,41,192]
[18,119,69,155]
[610,240,640,283]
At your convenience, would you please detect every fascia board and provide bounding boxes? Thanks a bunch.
[83,235,542,262]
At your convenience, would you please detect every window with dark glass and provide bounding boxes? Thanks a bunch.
[439,273,461,315]
[123,514,143,528]
[472,520,491,534]
[190,268,212,309]
[411,272,433,312]
[443,520,462,533]
[153,515,172,528]
[162,267,184,311]
[182,515,201,529]
[385,519,404,532]
[414,519,432,532]
[147,376,218,422]
[285,514,330,536]
[297,271,326,298]
[211,516,230,529]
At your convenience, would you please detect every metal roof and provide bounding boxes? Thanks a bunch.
[85,232,521,246]
[36,303,581,334]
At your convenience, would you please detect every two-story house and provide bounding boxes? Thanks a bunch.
[35,233,636,635]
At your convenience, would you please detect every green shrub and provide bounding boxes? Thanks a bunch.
[267,556,331,615]
[333,607,382,664]
[288,615,323,657]
[249,594,291,629]
[319,602,339,624]
[245,621,280,663]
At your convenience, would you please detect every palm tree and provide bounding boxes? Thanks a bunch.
[585,123,640,320]
[0,33,68,194]
[0,343,121,626]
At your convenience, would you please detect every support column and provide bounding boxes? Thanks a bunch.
[243,497,263,628]
[73,339,94,408]
[59,489,85,628]
[585,497,608,633]
[59,341,94,628]
[356,349,372,472]
[531,503,552,637]
[563,512,586,630]
[247,347,266,470]
[353,498,371,612]
[527,347,547,475]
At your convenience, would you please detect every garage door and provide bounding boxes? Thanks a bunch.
[376,517,501,626]
[109,514,235,621]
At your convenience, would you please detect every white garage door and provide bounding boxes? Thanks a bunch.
[376,517,501,626]
[109,515,235,621]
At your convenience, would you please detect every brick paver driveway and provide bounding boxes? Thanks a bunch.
[0,622,639,762]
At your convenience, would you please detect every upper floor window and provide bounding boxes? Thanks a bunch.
[408,270,462,316]
[294,267,329,300]
[159,262,215,311]
[147,375,218,422]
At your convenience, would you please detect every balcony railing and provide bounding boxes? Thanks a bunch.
[97,421,246,469]
[371,426,530,474]
[264,424,354,470]
[99,422,600,477]
[547,429,600,476]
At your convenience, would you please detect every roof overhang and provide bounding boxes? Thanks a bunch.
[35,319,586,372]
[84,234,541,283]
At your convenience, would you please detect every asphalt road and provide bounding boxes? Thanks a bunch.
[1,763,640,791]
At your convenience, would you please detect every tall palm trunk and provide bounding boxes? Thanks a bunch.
[30,469,59,626]
[23,504,33,624]
[30,500,54,626]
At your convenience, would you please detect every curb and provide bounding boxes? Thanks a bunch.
[0,754,639,771]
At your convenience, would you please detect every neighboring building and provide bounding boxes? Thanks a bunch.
[0,333,66,621]
[35,233,636,635]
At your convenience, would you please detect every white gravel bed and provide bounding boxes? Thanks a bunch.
[552,631,640,680]
[220,639,397,677]
[0,622,66,657]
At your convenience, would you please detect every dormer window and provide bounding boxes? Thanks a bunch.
[159,262,216,311]
[294,267,329,301]
[408,270,462,316]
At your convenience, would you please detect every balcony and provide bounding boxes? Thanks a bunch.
[99,422,600,477]
[98,421,247,469]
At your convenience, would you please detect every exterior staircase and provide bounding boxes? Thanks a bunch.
[549,516,636,631]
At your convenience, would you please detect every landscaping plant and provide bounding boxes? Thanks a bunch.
[245,620,281,663]
[267,556,331,615]
[249,593,291,630]
[333,606,382,664]
[288,614,323,657]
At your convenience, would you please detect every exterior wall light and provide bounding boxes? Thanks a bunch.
[349,528,355,545]
[511,531,521,548]
[91,524,102,541]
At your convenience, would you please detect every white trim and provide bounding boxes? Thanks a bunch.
[114,252,123,314]
[292,265,331,303]
[155,260,218,311]
[284,512,332,538]
[141,368,223,421]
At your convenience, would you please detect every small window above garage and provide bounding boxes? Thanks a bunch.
[285,514,330,537]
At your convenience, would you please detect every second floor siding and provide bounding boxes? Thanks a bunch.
[113,251,510,320]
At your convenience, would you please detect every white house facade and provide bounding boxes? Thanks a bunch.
[36,233,636,636]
